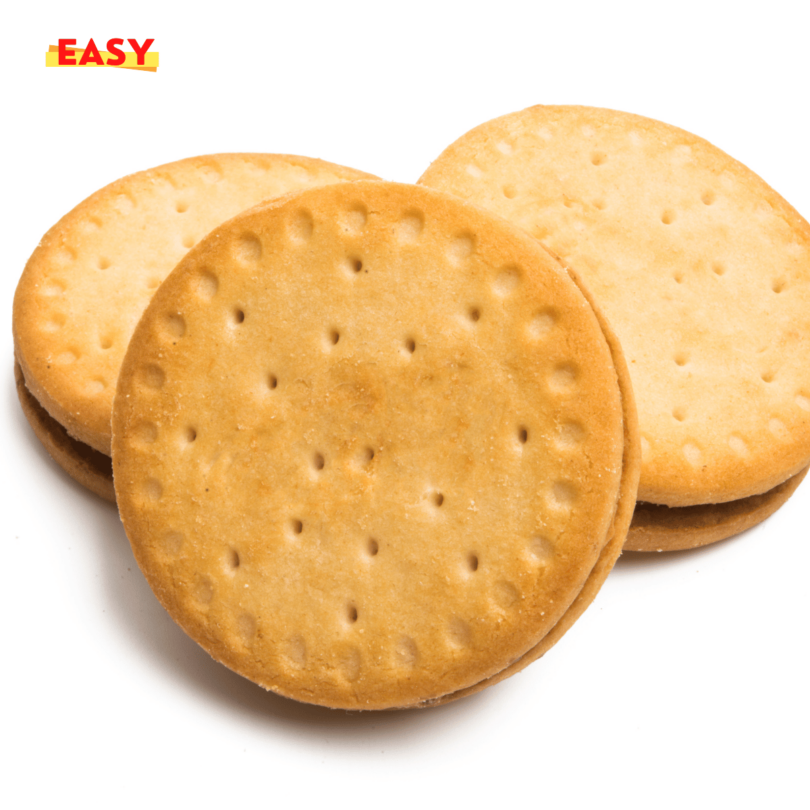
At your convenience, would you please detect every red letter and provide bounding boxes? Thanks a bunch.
[106,38,125,66]
[127,38,154,66]
[78,38,104,66]
[58,39,76,65]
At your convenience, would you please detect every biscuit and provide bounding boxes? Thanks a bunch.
[13,154,376,497]
[419,105,810,546]
[112,181,639,708]
[626,467,808,552]
[14,359,114,501]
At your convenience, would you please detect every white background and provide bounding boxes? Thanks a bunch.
[3,2,809,808]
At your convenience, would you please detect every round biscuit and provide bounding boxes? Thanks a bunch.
[112,181,634,709]
[14,359,114,502]
[419,106,810,508]
[13,154,377,462]
[625,466,808,552]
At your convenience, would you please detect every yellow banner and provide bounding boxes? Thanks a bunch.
[46,45,158,72]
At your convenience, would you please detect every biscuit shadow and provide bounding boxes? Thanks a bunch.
[91,497,497,744]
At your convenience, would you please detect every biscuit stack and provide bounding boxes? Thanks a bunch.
[13,108,810,708]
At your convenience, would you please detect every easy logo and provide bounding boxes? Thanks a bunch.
[46,39,158,72]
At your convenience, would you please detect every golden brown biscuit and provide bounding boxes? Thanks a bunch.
[15,359,114,501]
[626,467,808,551]
[13,154,377,496]
[112,181,639,708]
[419,105,810,547]
[419,257,640,706]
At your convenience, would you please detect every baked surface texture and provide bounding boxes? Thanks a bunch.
[14,359,115,502]
[112,181,634,709]
[13,154,376,460]
[419,106,810,509]
[419,258,640,706]
[626,466,808,551]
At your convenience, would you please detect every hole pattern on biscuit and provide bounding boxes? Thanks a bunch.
[43,314,66,332]
[517,426,528,444]
[144,478,163,502]
[367,538,379,557]
[114,194,134,214]
[549,363,578,392]
[286,636,306,667]
[289,519,303,536]
[195,576,214,604]
[503,185,517,199]
[556,421,584,448]
[528,309,557,338]
[729,436,748,456]
[467,306,481,323]
[357,447,375,468]
[448,617,472,647]
[162,531,184,556]
[344,257,364,276]
[147,277,161,290]
[327,329,340,347]
[347,604,359,623]
[232,308,245,325]
[661,210,675,225]
[593,198,607,210]
[97,257,111,270]
[398,211,424,241]
[134,421,158,444]
[343,204,368,233]
[41,279,66,296]
[404,337,416,354]
[86,380,105,395]
[529,536,554,563]
[395,636,418,666]
[772,279,786,293]
[683,443,702,466]
[227,548,240,570]
[56,351,77,364]
[339,647,361,681]
[674,352,689,367]
[182,235,196,249]
[196,270,219,299]
[431,491,444,507]
[493,265,520,296]
[702,191,716,205]
[100,336,113,350]
[712,262,726,276]
[673,407,686,422]
[176,201,189,213]
[550,481,576,509]
[164,314,186,339]
[448,233,475,264]
[237,613,257,643]
[235,233,262,263]
[54,247,77,265]
[289,210,314,243]
[673,272,684,284]
[142,364,165,389]
[268,374,278,390]
[761,371,774,383]
[494,581,519,608]
[467,553,479,572]
[312,452,325,471]
[184,427,197,444]
[591,151,607,166]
